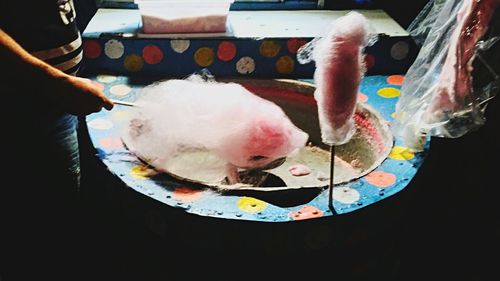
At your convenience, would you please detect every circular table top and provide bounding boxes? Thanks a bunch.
[85,73,429,222]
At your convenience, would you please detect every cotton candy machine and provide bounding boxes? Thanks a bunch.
[77,6,438,279]
[79,0,429,227]
[85,74,428,221]
[120,78,392,190]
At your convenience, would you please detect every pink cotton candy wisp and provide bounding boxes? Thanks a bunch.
[123,75,309,184]
[312,11,375,145]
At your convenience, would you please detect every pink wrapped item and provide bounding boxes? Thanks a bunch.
[425,0,500,123]
[393,0,500,151]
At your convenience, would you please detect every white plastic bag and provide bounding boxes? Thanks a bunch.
[392,0,500,151]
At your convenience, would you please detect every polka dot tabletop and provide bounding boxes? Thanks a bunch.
[85,74,429,222]
[82,36,417,78]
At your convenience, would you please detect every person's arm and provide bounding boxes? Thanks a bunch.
[0,28,113,115]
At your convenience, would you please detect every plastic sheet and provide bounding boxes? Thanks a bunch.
[392,0,500,151]
[407,0,449,47]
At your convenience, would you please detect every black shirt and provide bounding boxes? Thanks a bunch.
[0,0,83,74]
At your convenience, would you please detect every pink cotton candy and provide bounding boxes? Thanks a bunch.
[312,11,375,145]
[123,75,309,183]
[288,164,311,177]
[425,0,500,123]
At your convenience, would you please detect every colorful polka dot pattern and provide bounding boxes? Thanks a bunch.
[365,171,397,188]
[104,39,124,59]
[364,54,375,70]
[110,84,132,96]
[143,45,164,64]
[112,110,129,119]
[286,38,307,54]
[123,54,144,72]
[82,37,416,78]
[357,93,368,103]
[217,41,237,62]
[237,197,268,213]
[333,186,362,204]
[99,137,123,149]
[378,87,400,98]
[389,146,415,161]
[259,40,281,58]
[289,206,323,220]
[85,74,428,221]
[275,56,295,74]
[386,75,405,86]
[391,41,410,60]
[83,40,101,59]
[97,74,117,83]
[170,40,190,53]
[130,164,156,180]
[172,187,203,203]
[194,47,215,67]
[236,56,255,74]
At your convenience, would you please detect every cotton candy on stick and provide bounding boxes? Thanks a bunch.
[313,11,374,146]
[124,76,309,185]
[308,12,376,209]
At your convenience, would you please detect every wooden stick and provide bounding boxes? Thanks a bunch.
[328,145,336,213]
[110,99,138,107]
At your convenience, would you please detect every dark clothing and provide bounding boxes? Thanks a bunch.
[0,1,86,280]
[0,0,83,74]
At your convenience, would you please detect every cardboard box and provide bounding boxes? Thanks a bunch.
[136,0,234,33]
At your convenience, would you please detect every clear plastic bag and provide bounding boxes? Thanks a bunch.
[407,0,449,47]
[392,0,500,151]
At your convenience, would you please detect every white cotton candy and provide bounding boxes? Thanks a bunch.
[122,75,309,178]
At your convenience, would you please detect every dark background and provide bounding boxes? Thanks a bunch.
[3,1,499,280]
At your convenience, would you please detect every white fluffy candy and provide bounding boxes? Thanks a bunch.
[123,75,309,177]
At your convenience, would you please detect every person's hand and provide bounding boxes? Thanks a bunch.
[1,28,114,115]
[52,75,114,115]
